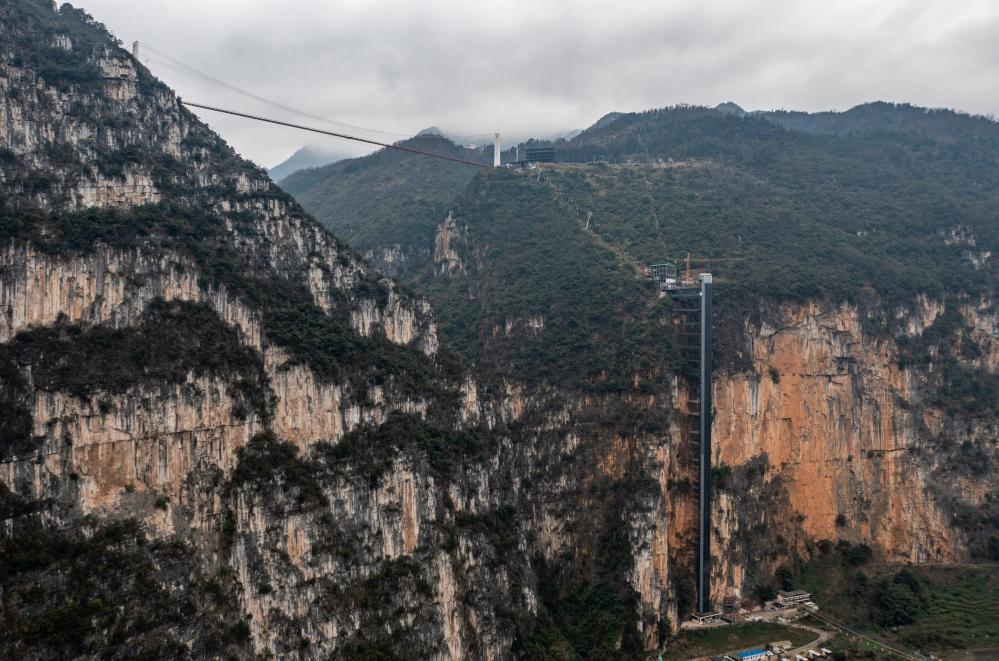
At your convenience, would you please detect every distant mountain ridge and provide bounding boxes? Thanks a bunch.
[268,143,352,182]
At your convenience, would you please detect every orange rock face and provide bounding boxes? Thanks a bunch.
[711,300,972,595]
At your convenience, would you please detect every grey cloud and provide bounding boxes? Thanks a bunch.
[83,0,999,166]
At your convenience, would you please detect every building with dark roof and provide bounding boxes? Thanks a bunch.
[524,146,556,163]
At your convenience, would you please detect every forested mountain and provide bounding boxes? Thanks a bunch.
[281,137,488,276]
[0,3,526,658]
[287,99,999,653]
[291,101,999,364]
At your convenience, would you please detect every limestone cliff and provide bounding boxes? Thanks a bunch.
[0,4,521,659]
[422,178,999,650]
[710,299,999,599]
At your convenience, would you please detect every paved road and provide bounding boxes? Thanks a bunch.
[780,622,833,660]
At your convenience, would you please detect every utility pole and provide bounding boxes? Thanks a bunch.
[493,133,501,167]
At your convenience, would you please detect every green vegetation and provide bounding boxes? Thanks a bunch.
[552,159,989,314]
[519,579,645,661]
[0,3,441,395]
[230,432,327,506]
[315,411,501,485]
[1,1,112,92]
[453,506,519,558]
[819,632,892,660]
[904,305,999,551]
[0,517,251,659]
[4,298,268,402]
[322,557,439,660]
[0,299,271,457]
[947,491,999,562]
[0,200,439,391]
[1,0,169,99]
[898,305,999,417]
[281,136,487,276]
[796,542,999,653]
[0,346,33,456]
[518,467,661,660]
[290,103,999,383]
[893,569,999,651]
[660,622,814,660]
[543,104,999,316]
[231,414,504,508]
[417,169,675,391]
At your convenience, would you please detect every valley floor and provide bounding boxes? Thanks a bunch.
[660,622,815,660]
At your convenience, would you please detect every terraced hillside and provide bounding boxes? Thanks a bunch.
[799,550,999,655]
[897,569,999,650]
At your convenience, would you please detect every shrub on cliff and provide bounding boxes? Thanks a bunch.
[836,540,873,566]
[230,432,326,506]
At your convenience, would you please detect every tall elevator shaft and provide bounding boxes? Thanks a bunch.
[651,264,715,616]
[696,273,712,614]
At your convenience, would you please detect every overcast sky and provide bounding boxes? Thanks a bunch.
[83,0,999,169]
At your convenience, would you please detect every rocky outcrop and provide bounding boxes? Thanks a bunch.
[433,211,466,275]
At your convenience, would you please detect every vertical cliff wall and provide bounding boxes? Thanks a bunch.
[710,299,999,599]
[0,5,528,659]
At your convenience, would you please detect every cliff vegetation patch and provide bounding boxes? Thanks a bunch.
[0,514,252,659]
[0,299,271,458]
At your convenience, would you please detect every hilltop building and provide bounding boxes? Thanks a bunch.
[524,146,556,163]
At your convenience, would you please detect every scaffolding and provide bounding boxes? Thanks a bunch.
[667,271,713,615]
[646,262,678,290]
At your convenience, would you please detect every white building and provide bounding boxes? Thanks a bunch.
[776,590,811,608]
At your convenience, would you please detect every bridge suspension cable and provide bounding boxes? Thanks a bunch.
[182,102,489,168]
[134,42,496,167]
[136,41,411,142]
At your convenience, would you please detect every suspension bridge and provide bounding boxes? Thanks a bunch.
[132,41,499,169]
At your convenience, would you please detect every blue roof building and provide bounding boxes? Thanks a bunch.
[736,649,769,661]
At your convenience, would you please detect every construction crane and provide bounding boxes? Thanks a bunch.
[645,255,745,291]
[677,254,746,286]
